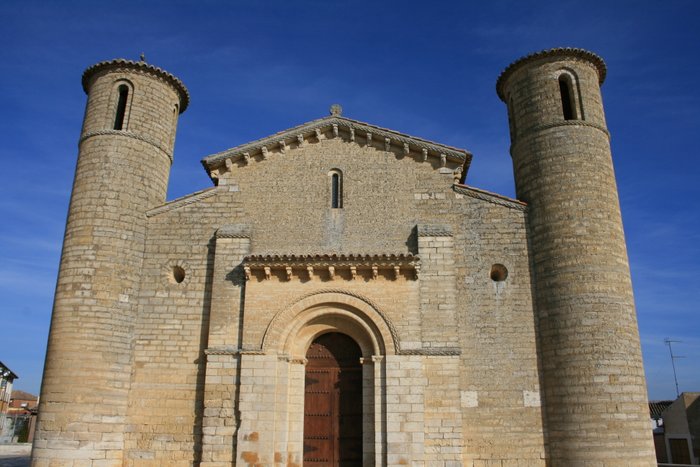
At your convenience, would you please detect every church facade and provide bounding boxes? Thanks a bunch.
[33,49,656,466]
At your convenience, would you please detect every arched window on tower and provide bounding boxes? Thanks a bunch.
[113,84,130,130]
[508,97,517,139]
[558,72,584,121]
[329,169,343,209]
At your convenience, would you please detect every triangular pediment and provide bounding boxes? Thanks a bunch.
[201,111,472,183]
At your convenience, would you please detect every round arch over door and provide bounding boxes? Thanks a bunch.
[303,332,362,466]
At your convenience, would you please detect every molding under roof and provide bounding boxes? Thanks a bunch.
[201,114,472,182]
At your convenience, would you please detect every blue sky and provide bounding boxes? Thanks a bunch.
[1,1,698,400]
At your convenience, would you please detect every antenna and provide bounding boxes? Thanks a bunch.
[664,338,685,397]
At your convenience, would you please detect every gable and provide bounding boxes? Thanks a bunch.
[201,112,472,185]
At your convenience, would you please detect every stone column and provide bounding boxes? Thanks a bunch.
[200,225,250,467]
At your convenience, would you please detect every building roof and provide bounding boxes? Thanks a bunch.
[10,390,37,401]
[649,400,674,420]
[82,58,190,112]
[200,107,472,182]
[496,47,607,101]
[0,360,18,381]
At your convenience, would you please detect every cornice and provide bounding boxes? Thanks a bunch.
[200,114,472,182]
[216,224,252,239]
[146,186,226,218]
[243,253,421,281]
[79,130,173,162]
[83,58,189,112]
[496,47,607,101]
[453,184,527,212]
[417,224,453,237]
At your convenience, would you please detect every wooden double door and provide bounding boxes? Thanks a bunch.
[303,333,363,466]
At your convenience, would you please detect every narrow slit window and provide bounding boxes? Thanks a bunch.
[330,170,342,208]
[559,75,576,120]
[114,85,129,130]
[508,98,517,139]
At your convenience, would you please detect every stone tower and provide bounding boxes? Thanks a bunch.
[497,48,655,465]
[32,59,188,466]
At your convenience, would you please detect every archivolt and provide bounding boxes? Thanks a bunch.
[262,289,399,357]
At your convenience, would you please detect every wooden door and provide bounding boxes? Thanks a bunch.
[304,333,362,466]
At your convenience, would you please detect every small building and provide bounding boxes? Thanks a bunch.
[0,361,18,443]
[659,393,700,465]
[8,390,38,443]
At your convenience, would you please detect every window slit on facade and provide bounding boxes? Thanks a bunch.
[113,85,129,130]
[330,170,342,208]
[558,76,576,120]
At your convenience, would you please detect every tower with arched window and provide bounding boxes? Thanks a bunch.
[33,59,188,464]
[497,48,654,465]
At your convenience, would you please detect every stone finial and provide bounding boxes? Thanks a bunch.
[330,104,343,116]
[140,52,146,62]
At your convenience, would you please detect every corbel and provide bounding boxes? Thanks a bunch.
[385,138,391,152]
[333,124,339,138]
[422,148,428,162]
[264,266,271,280]
[285,266,293,281]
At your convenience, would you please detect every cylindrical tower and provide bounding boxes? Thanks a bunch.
[33,59,188,465]
[497,49,655,465]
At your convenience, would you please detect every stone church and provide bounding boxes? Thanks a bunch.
[34,48,656,466]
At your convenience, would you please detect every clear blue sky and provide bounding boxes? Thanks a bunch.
[1,1,698,400]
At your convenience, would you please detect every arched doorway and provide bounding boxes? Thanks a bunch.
[304,332,362,466]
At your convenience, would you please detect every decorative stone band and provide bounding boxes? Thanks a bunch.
[201,115,472,183]
[216,224,252,239]
[80,129,173,162]
[204,347,266,356]
[82,58,190,111]
[452,185,528,212]
[496,47,607,100]
[510,120,611,154]
[242,253,421,281]
[146,186,227,217]
[417,224,453,237]
[399,347,461,356]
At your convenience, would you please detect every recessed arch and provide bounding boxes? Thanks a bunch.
[328,169,343,208]
[108,79,134,130]
[556,69,584,121]
[262,290,398,358]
